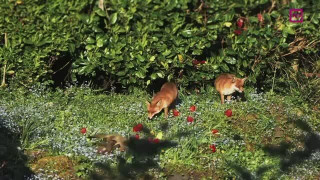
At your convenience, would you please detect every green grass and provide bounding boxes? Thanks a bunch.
[0,86,319,179]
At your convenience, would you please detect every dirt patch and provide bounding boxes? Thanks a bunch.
[30,155,78,179]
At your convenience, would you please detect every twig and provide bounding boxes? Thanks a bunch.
[98,0,104,10]
[52,60,72,75]
[1,33,8,87]
[268,0,276,14]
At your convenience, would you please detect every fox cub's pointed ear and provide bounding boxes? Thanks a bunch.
[146,101,150,107]
[242,77,248,83]
[232,77,236,83]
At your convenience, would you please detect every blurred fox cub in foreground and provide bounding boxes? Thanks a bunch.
[215,74,247,104]
[146,82,178,119]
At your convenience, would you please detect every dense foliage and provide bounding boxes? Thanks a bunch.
[1,0,319,91]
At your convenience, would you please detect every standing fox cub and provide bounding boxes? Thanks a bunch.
[215,74,247,104]
[146,82,178,119]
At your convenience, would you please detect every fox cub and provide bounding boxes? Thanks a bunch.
[214,74,247,104]
[146,82,178,119]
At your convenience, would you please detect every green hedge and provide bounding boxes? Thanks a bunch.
[1,0,319,91]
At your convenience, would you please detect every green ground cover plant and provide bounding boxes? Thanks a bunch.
[0,87,319,179]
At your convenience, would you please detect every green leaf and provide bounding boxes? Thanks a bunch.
[135,71,145,78]
[96,9,106,17]
[249,16,258,23]
[137,55,145,62]
[86,37,95,44]
[157,72,164,78]
[181,30,192,38]
[92,26,103,33]
[117,71,126,76]
[151,73,157,80]
[97,39,104,47]
[225,57,236,64]
[150,56,156,62]
[162,50,171,57]
[86,45,95,50]
[283,26,295,35]
[110,13,118,24]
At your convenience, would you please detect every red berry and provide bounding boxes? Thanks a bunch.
[234,29,242,35]
[257,13,264,22]
[153,138,160,144]
[200,60,206,64]
[211,129,219,134]
[190,105,196,112]
[192,59,200,65]
[225,109,232,117]
[173,109,180,116]
[133,123,143,132]
[187,116,194,123]
[210,144,217,153]
[135,134,140,140]
[80,128,87,134]
[237,18,244,28]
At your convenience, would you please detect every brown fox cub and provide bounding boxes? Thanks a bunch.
[146,82,178,119]
[214,74,247,104]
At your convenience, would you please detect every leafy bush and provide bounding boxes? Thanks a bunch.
[1,0,319,91]
[0,0,90,87]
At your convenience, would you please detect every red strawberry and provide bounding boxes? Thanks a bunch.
[225,109,232,117]
[133,123,143,132]
[135,134,140,140]
[187,116,194,123]
[237,18,244,28]
[211,129,219,134]
[80,128,87,134]
[192,59,200,65]
[190,105,196,112]
[153,138,160,144]
[173,109,180,116]
[210,144,217,153]
[257,13,264,22]
[234,29,242,35]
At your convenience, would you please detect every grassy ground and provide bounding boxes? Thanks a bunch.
[0,86,319,179]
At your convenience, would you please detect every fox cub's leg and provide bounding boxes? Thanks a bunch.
[227,95,231,101]
[220,93,225,104]
[164,107,168,118]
